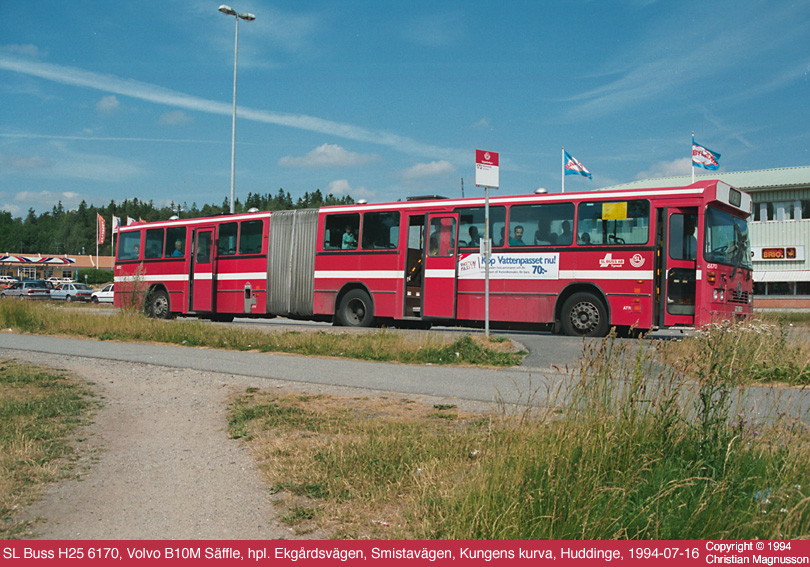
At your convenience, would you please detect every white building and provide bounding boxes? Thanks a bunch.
[604,166,810,310]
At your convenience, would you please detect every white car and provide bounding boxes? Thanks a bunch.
[50,282,94,302]
[92,283,115,304]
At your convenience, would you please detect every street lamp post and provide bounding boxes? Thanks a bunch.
[218,5,255,214]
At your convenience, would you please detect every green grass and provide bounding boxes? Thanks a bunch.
[661,318,810,386]
[0,300,525,367]
[0,360,96,539]
[230,330,810,539]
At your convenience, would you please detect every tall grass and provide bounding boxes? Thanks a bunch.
[662,319,810,386]
[0,360,96,539]
[231,327,810,539]
[0,300,524,367]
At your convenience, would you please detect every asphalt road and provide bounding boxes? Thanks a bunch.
[0,330,576,411]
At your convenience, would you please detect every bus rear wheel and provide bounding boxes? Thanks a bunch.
[561,292,608,337]
[146,289,171,320]
[337,289,374,327]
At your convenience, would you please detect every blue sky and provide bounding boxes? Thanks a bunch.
[1,1,808,216]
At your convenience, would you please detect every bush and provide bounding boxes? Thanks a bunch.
[77,268,113,285]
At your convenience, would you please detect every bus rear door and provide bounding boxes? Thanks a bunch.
[658,207,698,328]
[190,226,215,312]
[422,213,458,319]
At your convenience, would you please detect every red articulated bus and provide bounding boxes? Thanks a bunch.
[115,179,753,336]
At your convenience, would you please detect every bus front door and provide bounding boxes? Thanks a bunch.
[422,213,459,319]
[190,227,215,312]
[659,207,698,328]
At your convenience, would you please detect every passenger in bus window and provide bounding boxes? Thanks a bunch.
[342,225,357,249]
[560,221,573,244]
[579,232,591,245]
[172,240,184,257]
[468,226,481,247]
[509,225,525,246]
[534,223,550,245]
[684,216,697,260]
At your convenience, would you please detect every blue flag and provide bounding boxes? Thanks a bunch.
[692,136,721,170]
[564,150,592,179]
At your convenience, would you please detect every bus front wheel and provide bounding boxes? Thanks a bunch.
[337,289,374,327]
[561,292,608,337]
[147,289,171,320]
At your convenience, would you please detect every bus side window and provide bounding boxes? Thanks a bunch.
[165,227,186,258]
[509,203,574,246]
[239,220,264,254]
[218,222,238,255]
[118,232,141,260]
[144,228,164,259]
[454,205,506,248]
[323,213,359,250]
[362,211,400,249]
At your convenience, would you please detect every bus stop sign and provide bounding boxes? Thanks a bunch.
[475,149,499,188]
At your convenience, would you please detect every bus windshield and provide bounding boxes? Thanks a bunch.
[704,207,752,270]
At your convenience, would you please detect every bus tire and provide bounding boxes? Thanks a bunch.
[147,289,171,320]
[337,289,374,327]
[561,292,609,337]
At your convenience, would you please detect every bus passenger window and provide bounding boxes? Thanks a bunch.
[577,200,650,245]
[118,232,141,260]
[669,214,697,261]
[166,227,186,258]
[323,213,359,250]
[239,220,264,254]
[428,217,456,258]
[455,205,506,248]
[509,203,574,246]
[218,222,238,255]
[362,211,400,249]
[144,229,164,259]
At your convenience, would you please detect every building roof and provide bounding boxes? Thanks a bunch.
[601,165,810,193]
[0,254,113,270]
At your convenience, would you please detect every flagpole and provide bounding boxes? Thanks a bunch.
[691,131,695,184]
[561,146,565,193]
[96,215,99,268]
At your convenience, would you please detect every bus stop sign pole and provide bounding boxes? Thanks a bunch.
[475,150,499,338]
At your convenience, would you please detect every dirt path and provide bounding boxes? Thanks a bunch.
[11,353,306,540]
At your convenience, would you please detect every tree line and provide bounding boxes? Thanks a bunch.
[0,189,353,257]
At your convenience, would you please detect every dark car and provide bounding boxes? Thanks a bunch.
[0,280,51,300]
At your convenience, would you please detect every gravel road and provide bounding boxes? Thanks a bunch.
[4,347,496,540]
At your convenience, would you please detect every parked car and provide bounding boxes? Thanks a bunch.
[91,283,115,304]
[0,275,20,290]
[0,280,51,300]
[46,277,73,284]
[50,282,94,302]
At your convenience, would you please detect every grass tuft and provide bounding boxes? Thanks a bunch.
[0,301,524,368]
[0,359,96,539]
[229,328,810,539]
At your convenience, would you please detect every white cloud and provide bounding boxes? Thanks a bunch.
[279,144,379,168]
[0,56,468,163]
[472,118,490,129]
[0,154,51,170]
[96,95,120,115]
[635,157,692,180]
[1,44,43,58]
[326,179,375,200]
[159,110,194,126]
[402,160,455,179]
[14,190,86,210]
[0,143,142,183]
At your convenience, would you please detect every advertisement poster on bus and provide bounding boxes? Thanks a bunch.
[458,252,560,279]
